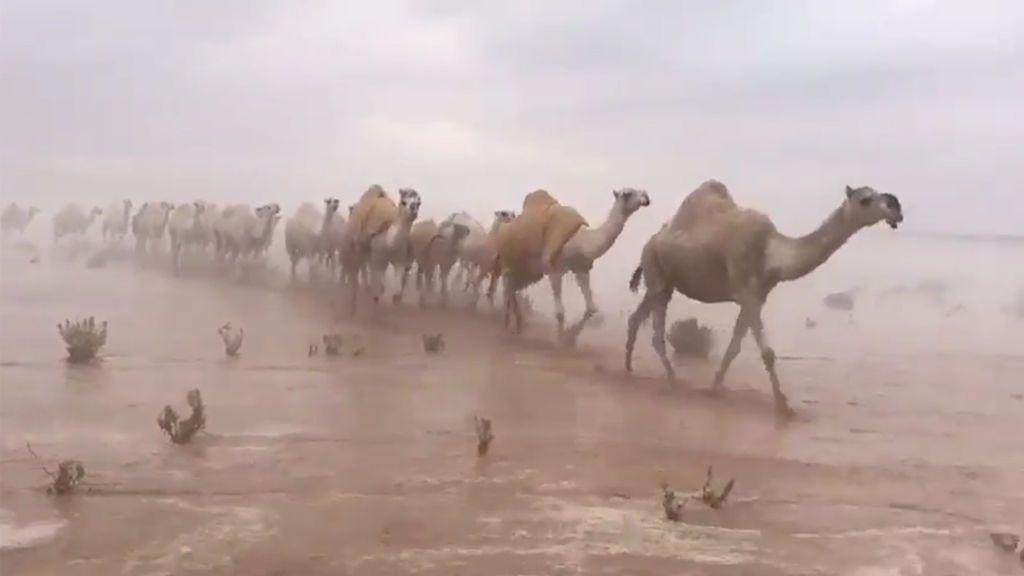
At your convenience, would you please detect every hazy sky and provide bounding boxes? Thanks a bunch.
[2,0,1022,236]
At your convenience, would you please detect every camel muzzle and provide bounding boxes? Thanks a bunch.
[881,193,902,229]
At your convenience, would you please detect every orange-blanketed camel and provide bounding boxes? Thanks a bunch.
[625,180,903,415]
[487,190,587,333]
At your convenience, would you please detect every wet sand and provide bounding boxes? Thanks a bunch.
[1,243,1023,575]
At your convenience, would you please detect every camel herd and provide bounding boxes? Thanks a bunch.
[2,181,904,414]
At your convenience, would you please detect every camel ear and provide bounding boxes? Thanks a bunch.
[845,185,855,199]
[613,190,621,199]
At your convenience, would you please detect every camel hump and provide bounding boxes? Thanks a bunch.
[523,189,558,212]
[540,204,586,267]
[351,188,398,240]
[697,179,731,200]
[670,179,737,230]
[410,219,438,245]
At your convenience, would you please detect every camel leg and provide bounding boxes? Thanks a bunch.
[649,291,676,382]
[625,291,654,373]
[712,310,751,392]
[549,272,566,336]
[748,311,793,417]
[576,270,599,317]
[439,264,452,307]
[393,265,410,305]
[560,270,600,347]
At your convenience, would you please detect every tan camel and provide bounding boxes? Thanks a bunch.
[342,185,420,312]
[625,180,903,415]
[487,190,587,333]
[549,188,650,345]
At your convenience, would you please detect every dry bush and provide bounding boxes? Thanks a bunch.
[667,318,714,359]
[157,389,206,444]
[58,317,107,363]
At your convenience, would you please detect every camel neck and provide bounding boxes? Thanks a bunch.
[582,203,628,259]
[319,210,336,236]
[388,216,414,247]
[769,207,859,282]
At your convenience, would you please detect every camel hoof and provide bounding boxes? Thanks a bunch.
[558,332,578,349]
[775,400,796,420]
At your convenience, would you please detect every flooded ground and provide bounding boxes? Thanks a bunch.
[1,237,1023,575]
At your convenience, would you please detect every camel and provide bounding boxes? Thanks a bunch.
[285,198,340,282]
[548,188,650,344]
[101,200,133,242]
[341,186,420,312]
[455,210,517,307]
[168,201,209,271]
[1,203,39,239]
[320,204,350,278]
[53,204,103,243]
[487,190,587,333]
[624,180,903,415]
[407,215,472,306]
[131,202,174,254]
[253,212,282,259]
[192,202,219,255]
[214,203,281,270]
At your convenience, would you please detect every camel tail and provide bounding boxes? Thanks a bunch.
[628,264,643,293]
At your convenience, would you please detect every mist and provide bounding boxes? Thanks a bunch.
[2,2,1024,573]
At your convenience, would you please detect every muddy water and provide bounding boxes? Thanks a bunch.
[1,242,1023,575]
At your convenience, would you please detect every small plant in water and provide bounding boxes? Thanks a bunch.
[474,415,494,456]
[322,333,343,356]
[661,483,686,522]
[157,389,206,444]
[422,333,444,354]
[58,316,107,363]
[218,322,243,357]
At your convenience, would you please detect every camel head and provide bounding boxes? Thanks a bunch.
[88,207,103,222]
[613,188,650,216]
[192,200,206,215]
[255,203,281,226]
[27,207,40,219]
[441,221,472,245]
[324,197,340,218]
[397,188,421,222]
[843,186,903,230]
[492,210,516,225]
[348,204,356,217]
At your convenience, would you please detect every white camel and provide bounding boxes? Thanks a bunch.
[625,181,903,415]
[321,203,350,280]
[253,212,282,260]
[548,188,650,344]
[214,203,281,272]
[132,202,175,254]
[285,198,340,282]
[193,201,219,255]
[459,210,516,307]
[101,200,133,242]
[168,201,209,271]
[1,203,39,239]
[53,204,103,243]
[408,214,475,307]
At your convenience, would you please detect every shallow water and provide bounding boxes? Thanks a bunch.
[1,237,1022,575]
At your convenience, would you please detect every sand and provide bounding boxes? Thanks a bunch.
[1,237,1023,575]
